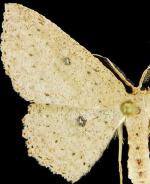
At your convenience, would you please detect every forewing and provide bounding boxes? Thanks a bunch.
[23,104,124,182]
[1,3,126,108]
[139,66,150,89]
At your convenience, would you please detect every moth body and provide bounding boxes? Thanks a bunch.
[121,92,150,184]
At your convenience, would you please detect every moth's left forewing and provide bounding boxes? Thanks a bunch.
[22,104,124,183]
[1,3,127,109]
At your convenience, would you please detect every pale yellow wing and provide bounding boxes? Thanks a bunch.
[139,66,150,119]
[1,3,127,108]
[23,104,124,182]
[139,65,150,89]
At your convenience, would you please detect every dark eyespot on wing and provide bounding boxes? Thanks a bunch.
[76,116,87,127]
[63,57,71,65]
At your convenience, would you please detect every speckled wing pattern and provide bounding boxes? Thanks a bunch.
[0,3,134,183]
[22,104,124,182]
[1,3,126,108]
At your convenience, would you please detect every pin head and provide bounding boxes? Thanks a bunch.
[120,100,141,116]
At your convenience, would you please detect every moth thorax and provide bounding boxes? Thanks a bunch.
[120,100,141,116]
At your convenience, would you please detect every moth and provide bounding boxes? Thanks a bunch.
[1,3,150,184]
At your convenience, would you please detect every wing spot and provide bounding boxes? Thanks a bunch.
[72,153,76,156]
[136,133,139,136]
[38,21,44,25]
[76,116,87,127]
[98,99,101,103]
[44,93,50,96]
[136,146,140,150]
[93,68,100,72]
[93,116,99,120]
[87,71,91,74]
[63,57,71,65]
[29,53,33,56]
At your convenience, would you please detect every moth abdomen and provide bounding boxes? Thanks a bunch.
[125,117,150,184]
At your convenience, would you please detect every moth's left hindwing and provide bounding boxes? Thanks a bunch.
[23,104,124,182]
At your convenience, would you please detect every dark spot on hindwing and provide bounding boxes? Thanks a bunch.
[87,71,91,74]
